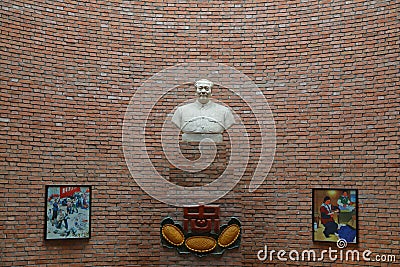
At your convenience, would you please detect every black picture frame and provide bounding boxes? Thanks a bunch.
[45,185,91,240]
[312,188,358,244]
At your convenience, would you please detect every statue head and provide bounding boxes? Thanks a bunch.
[194,79,213,104]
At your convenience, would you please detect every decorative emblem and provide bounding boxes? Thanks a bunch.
[161,204,241,256]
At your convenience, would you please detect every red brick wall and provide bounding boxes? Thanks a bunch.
[1,0,399,266]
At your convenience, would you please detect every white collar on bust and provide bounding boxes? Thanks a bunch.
[195,99,214,108]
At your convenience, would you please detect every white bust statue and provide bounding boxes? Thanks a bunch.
[171,79,235,142]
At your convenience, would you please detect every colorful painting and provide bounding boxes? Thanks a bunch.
[312,189,358,243]
[45,185,91,240]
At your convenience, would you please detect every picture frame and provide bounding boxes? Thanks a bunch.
[312,188,358,244]
[45,185,91,240]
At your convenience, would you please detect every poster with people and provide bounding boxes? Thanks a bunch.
[45,185,91,240]
[312,189,358,243]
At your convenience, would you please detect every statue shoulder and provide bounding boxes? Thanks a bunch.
[177,102,198,111]
[213,102,232,113]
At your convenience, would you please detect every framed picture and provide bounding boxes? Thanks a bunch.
[45,185,91,240]
[312,188,358,243]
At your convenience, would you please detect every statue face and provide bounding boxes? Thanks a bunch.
[196,84,212,104]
